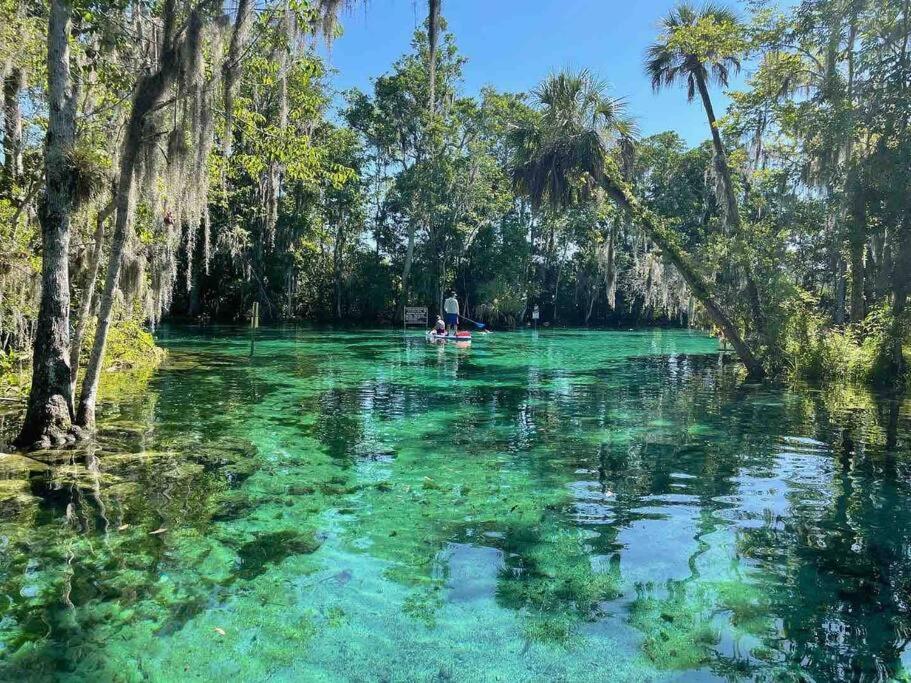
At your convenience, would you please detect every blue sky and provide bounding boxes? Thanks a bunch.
[321,0,753,146]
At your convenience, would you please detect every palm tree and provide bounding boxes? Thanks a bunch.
[511,70,765,379]
[427,0,442,113]
[645,4,770,345]
[645,2,743,232]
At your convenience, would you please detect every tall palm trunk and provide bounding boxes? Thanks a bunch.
[427,0,441,113]
[602,173,766,380]
[16,0,78,447]
[694,72,739,232]
[694,71,767,341]
[77,0,186,429]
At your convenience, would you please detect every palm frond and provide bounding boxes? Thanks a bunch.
[511,70,634,211]
[645,2,743,93]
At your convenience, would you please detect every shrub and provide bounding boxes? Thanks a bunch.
[779,300,896,385]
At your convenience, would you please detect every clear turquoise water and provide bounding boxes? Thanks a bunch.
[2,327,911,681]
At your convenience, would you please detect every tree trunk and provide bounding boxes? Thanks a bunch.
[221,0,253,158]
[605,219,617,308]
[76,145,138,428]
[16,0,77,448]
[694,72,767,341]
[887,215,910,384]
[427,0,441,114]
[694,72,740,233]
[874,227,892,301]
[847,169,866,323]
[333,226,344,319]
[835,254,846,324]
[552,241,567,322]
[584,284,596,325]
[864,242,876,310]
[602,173,766,380]
[70,200,113,407]
[3,66,24,183]
[399,220,416,319]
[77,0,187,429]
[188,229,202,317]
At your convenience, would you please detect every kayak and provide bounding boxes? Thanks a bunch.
[426,331,472,342]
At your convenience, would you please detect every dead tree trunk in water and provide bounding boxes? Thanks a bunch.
[16,0,78,448]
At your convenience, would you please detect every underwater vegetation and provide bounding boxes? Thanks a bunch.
[1,327,910,681]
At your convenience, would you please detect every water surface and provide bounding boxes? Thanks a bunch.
[1,328,910,681]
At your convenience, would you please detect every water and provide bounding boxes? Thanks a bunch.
[1,327,910,682]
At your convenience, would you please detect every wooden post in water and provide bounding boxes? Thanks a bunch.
[249,301,259,357]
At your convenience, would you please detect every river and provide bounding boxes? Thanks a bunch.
[1,327,909,681]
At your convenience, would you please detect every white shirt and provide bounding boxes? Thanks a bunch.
[443,297,459,314]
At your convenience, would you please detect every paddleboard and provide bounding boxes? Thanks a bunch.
[426,331,472,342]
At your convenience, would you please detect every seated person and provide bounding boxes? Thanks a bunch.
[433,316,446,335]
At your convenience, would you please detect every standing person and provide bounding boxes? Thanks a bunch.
[443,291,460,336]
[532,304,540,329]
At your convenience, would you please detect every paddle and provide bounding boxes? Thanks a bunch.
[458,314,487,330]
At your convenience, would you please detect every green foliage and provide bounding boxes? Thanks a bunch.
[778,300,897,385]
[646,3,746,100]
[98,318,164,373]
[0,318,164,401]
[664,10,747,65]
[0,349,30,398]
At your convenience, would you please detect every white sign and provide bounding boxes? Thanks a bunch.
[532,305,540,320]
[404,306,428,326]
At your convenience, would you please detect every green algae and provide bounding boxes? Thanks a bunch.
[1,327,911,681]
[235,530,322,580]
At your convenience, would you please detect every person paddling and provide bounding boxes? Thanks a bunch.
[443,291,460,336]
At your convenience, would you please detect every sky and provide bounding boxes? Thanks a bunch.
[320,0,751,146]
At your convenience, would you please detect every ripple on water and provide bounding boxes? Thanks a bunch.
[1,327,910,682]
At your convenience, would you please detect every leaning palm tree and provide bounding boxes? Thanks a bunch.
[511,70,765,379]
[645,2,743,232]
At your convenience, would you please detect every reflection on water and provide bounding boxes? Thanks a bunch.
[1,327,910,681]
